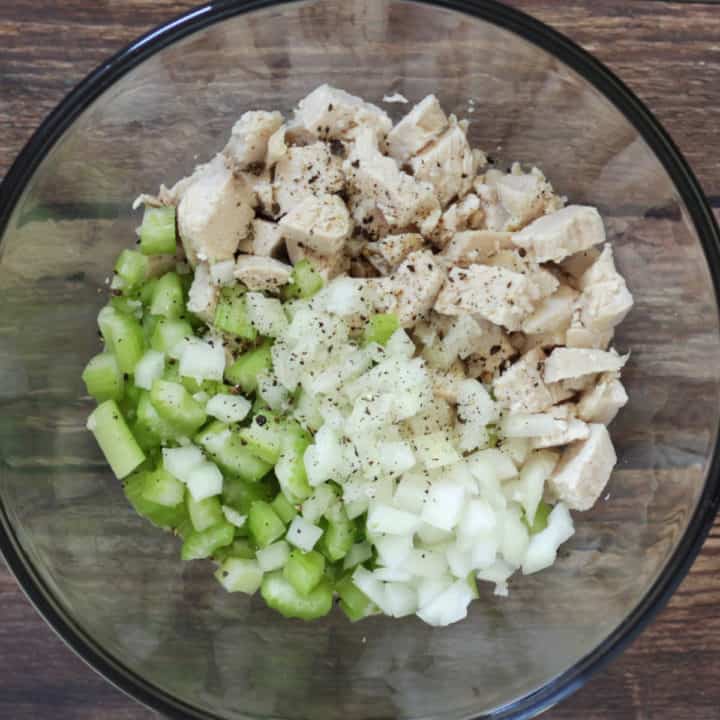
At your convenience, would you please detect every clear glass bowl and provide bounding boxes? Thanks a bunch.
[1,1,719,718]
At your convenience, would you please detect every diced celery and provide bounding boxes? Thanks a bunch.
[181,522,235,560]
[261,571,333,620]
[248,500,286,548]
[214,558,263,594]
[214,287,256,340]
[283,259,323,300]
[87,400,145,479]
[98,306,145,374]
[187,494,224,532]
[214,538,256,562]
[336,574,374,622]
[150,272,185,318]
[275,423,312,504]
[222,504,247,529]
[139,206,177,256]
[114,249,148,291]
[140,278,158,307]
[225,341,272,393]
[195,422,272,483]
[222,477,275,514]
[135,391,184,442]
[527,499,552,534]
[271,493,297,525]
[82,352,124,402]
[363,313,399,346]
[239,413,283,464]
[151,318,193,354]
[141,467,185,507]
[318,519,356,563]
[467,572,479,599]
[110,295,142,317]
[150,380,207,434]
[124,471,188,529]
[256,540,290,572]
[283,550,325,596]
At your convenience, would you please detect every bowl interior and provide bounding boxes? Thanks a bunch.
[1,1,719,718]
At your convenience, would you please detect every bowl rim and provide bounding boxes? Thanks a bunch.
[1,1,719,718]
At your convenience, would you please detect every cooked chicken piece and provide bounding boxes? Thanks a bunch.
[347,194,391,242]
[492,348,554,414]
[578,244,620,289]
[429,361,466,404]
[522,328,569,353]
[349,256,380,278]
[548,423,617,511]
[440,230,514,267]
[577,372,628,425]
[531,403,590,449]
[345,128,441,234]
[485,249,559,302]
[279,193,351,256]
[430,193,484,249]
[363,233,425,275]
[490,165,562,231]
[522,284,578,335]
[512,205,605,263]
[374,250,445,327]
[292,84,392,142]
[410,117,478,206]
[565,323,614,350]
[285,236,349,281]
[223,110,284,171]
[248,218,286,258]
[273,143,344,215]
[186,262,218,322]
[464,320,517,383]
[543,347,628,383]
[387,94,449,163]
[265,124,287,167]
[177,155,254,265]
[560,247,601,282]
[474,179,511,232]
[435,264,536,331]
[234,255,292,291]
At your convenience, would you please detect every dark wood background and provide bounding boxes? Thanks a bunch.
[1,1,719,718]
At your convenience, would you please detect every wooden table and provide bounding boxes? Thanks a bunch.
[1,1,719,718]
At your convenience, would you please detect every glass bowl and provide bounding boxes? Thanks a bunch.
[1,1,719,718]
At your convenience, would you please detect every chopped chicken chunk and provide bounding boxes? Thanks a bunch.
[429,361,466,404]
[561,247,601,283]
[440,230,514,267]
[531,404,590,449]
[493,348,553,414]
[435,264,536,331]
[548,424,617,511]
[522,284,578,335]
[285,237,349,281]
[345,128,441,233]
[512,205,605,263]
[543,347,628,383]
[490,166,559,231]
[186,262,218,322]
[374,250,445,327]
[234,255,292,291]
[292,84,392,142]
[410,117,478,206]
[577,372,628,424]
[223,110,284,171]
[273,143,344,215]
[279,193,351,256]
[565,323,614,350]
[485,249,559,302]
[177,155,254,265]
[363,233,425,275]
[242,219,284,258]
[430,193,484,249]
[265,124,287,167]
[387,94,448,163]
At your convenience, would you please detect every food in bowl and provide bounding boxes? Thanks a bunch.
[83,85,633,626]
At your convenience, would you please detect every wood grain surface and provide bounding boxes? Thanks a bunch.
[1,1,720,718]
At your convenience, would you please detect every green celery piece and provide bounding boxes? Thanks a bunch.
[214,286,256,340]
[271,493,297,525]
[283,550,325,596]
[124,471,189,530]
[214,557,263,594]
[248,500,286,548]
[225,341,272,393]
[82,352,124,402]
[149,272,185,319]
[336,574,374,622]
[222,476,275,514]
[181,522,235,561]
[139,206,177,255]
[261,571,333,620]
[114,249,148,291]
[98,306,145,374]
[187,494,224,532]
[87,400,145,479]
[141,466,185,507]
[213,538,256,563]
[195,422,272,483]
[239,412,283,465]
[135,390,184,442]
[283,259,323,300]
[110,295,142,317]
[151,317,193,354]
[318,519,356,563]
[150,380,207,434]
[275,421,312,504]
[363,313,399,346]
[528,500,552,534]
[467,572,479,599]
[140,278,159,307]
